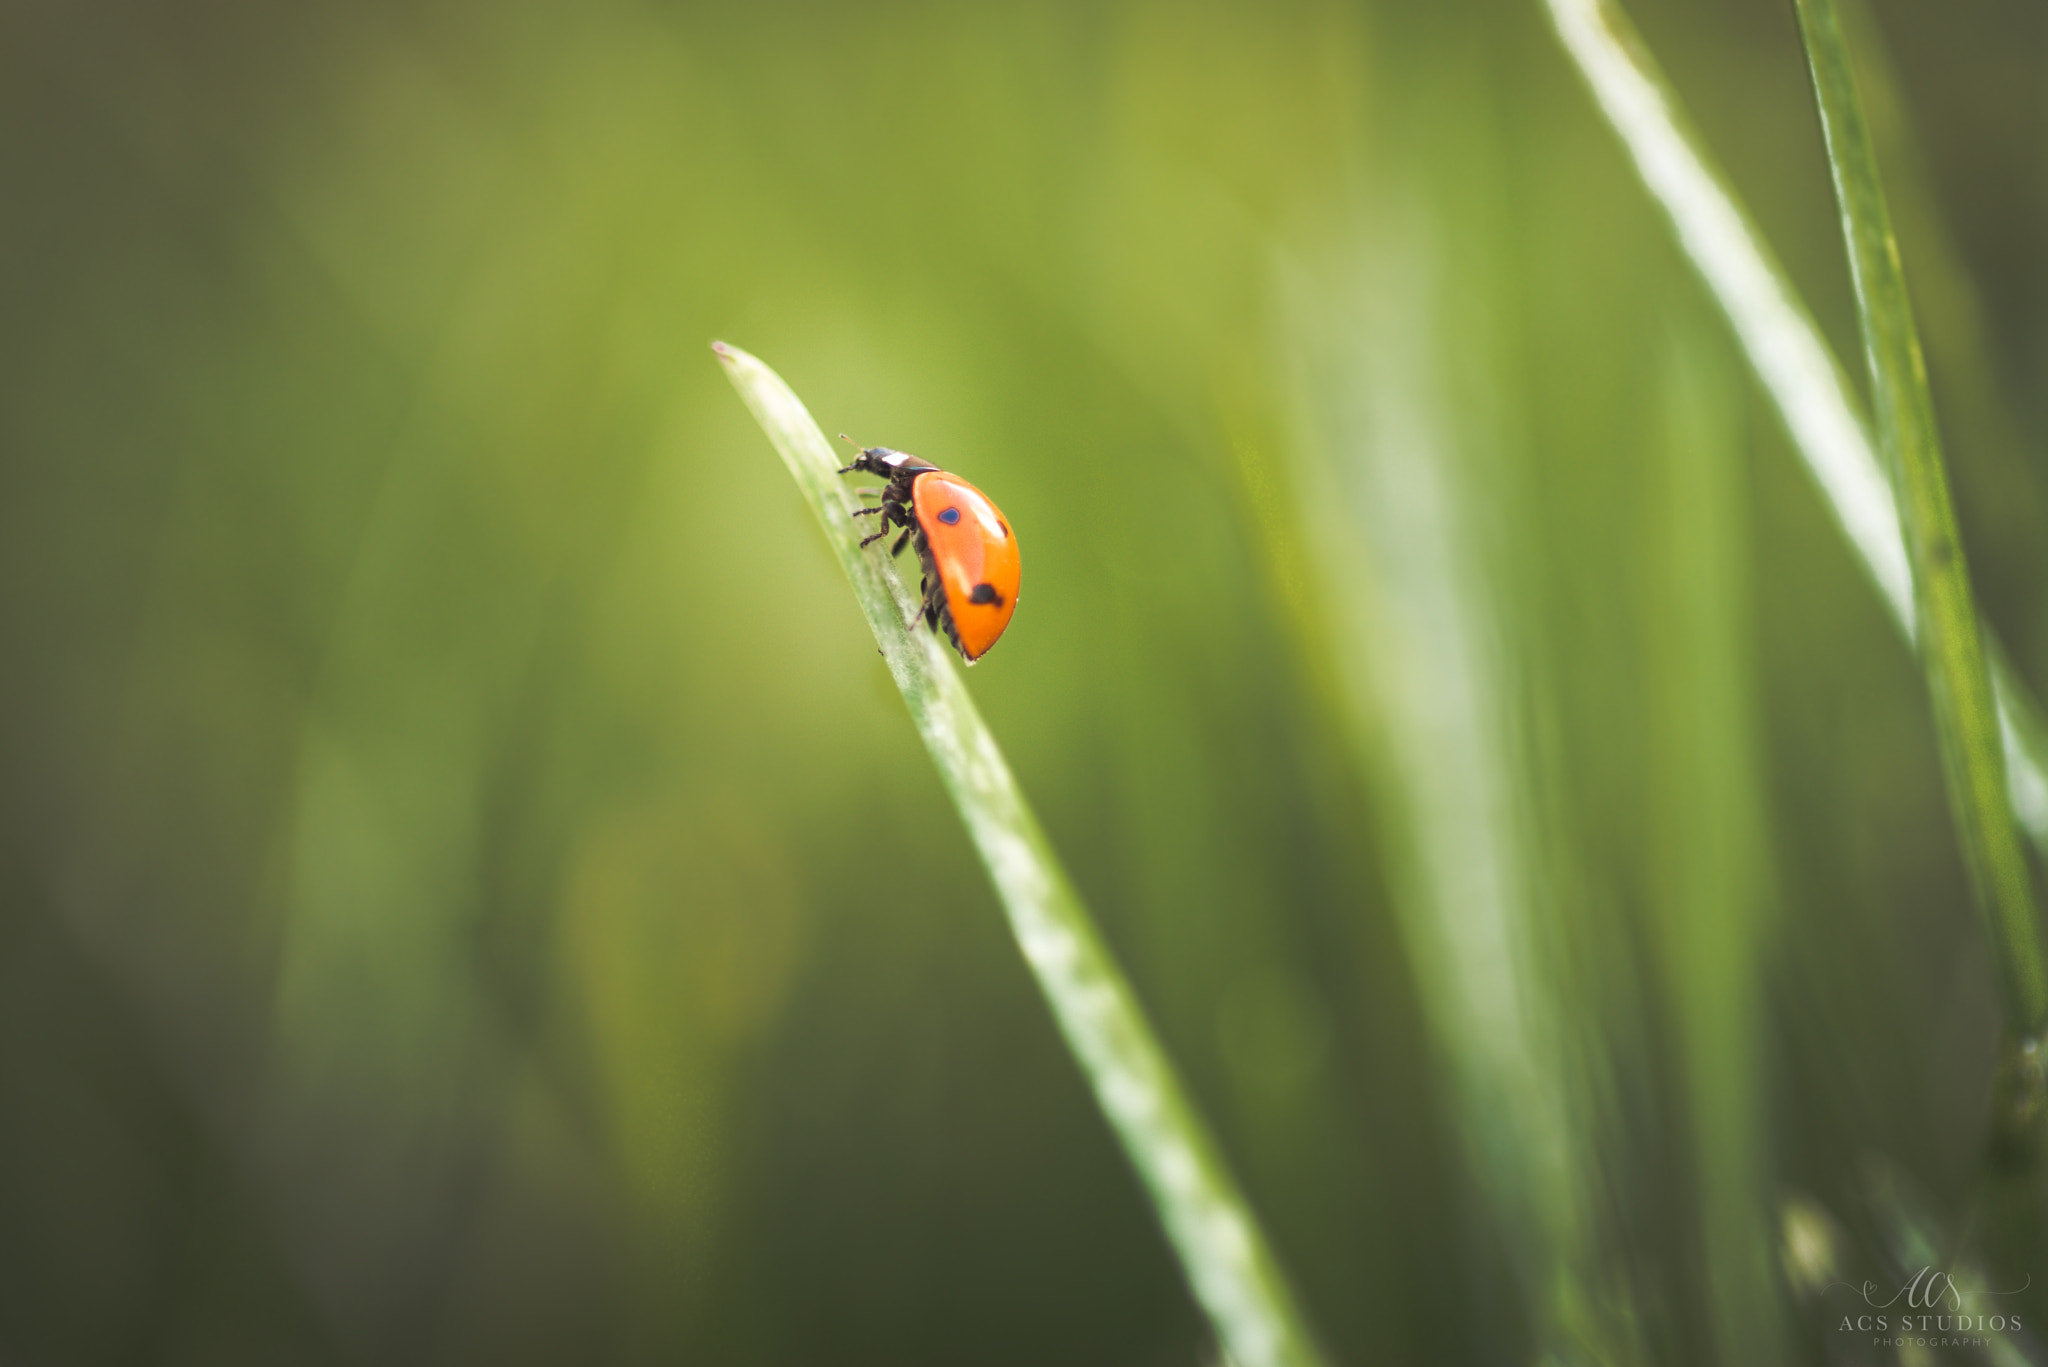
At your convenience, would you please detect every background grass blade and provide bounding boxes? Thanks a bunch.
[1643,334,1786,1366]
[1792,0,2048,1035]
[1542,0,1908,628]
[1273,241,1610,1361]
[1544,0,2048,1032]
[712,341,1328,1367]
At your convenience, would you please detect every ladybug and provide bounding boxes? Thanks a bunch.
[838,437,1021,663]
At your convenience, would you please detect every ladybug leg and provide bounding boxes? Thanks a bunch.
[890,529,911,557]
[859,499,912,549]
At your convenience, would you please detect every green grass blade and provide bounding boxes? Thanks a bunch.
[1645,335,1786,1365]
[1272,243,1643,1362]
[1792,0,2048,1034]
[1542,0,2048,1033]
[1543,0,1909,627]
[712,341,1328,1367]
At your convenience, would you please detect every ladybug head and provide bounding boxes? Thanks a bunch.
[835,449,884,476]
[835,436,928,478]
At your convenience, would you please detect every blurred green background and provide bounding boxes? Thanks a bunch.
[4,0,2048,1361]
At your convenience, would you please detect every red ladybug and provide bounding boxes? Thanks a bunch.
[838,437,1021,663]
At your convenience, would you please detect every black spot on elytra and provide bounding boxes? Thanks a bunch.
[970,583,1004,606]
[937,507,961,525]
[997,520,1009,538]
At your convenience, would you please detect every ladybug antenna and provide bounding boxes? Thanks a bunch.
[836,433,869,474]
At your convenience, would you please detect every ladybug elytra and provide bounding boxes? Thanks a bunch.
[838,438,1021,663]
